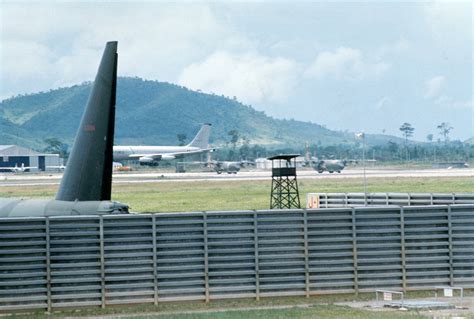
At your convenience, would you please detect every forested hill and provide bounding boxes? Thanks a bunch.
[1,77,393,149]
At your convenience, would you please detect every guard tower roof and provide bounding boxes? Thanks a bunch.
[267,154,300,161]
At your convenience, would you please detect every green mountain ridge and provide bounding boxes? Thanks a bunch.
[1,77,402,149]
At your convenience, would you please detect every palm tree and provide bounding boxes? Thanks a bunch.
[437,122,453,144]
[399,123,415,162]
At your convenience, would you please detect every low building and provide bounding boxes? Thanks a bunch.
[255,156,307,170]
[0,145,62,172]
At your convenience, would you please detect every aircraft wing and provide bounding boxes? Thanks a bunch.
[0,166,37,172]
[128,148,217,161]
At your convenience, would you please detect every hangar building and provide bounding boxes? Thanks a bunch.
[0,145,62,172]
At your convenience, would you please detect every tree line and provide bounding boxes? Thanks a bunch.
[210,122,472,163]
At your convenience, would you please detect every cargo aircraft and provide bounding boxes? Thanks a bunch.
[304,147,348,173]
[209,160,254,174]
[113,124,214,166]
[0,41,129,217]
[313,159,348,173]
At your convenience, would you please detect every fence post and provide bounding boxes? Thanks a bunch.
[400,207,407,291]
[203,212,210,303]
[253,211,260,301]
[45,218,51,313]
[447,206,454,286]
[152,214,158,305]
[303,210,310,297]
[99,216,105,309]
[351,208,358,295]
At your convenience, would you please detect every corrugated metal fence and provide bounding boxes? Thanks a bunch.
[311,192,474,208]
[1,204,473,312]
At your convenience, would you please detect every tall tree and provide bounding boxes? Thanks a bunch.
[399,123,414,162]
[437,122,453,143]
[427,133,435,162]
[399,122,415,144]
[43,138,69,159]
[227,130,240,160]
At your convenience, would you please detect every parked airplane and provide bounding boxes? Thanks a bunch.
[0,41,129,217]
[303,146,348,173]
[313,159,347,173]
[210,160,254,174]
[1,163,37,173]
[113,124,214,166]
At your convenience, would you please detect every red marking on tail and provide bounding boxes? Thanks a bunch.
[84,124,96,132]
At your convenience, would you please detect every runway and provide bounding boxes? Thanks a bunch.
[0,168,472,187]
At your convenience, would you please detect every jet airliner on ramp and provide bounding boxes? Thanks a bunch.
[113,123,214,166]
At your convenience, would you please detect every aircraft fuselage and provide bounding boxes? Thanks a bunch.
[113,146,202,161]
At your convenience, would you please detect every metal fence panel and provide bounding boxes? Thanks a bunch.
[0,204,473,312]
[312,193,474,208]
[451,205,474,287]
[207,211,256,300]
[306,208,355,294]
[103,215,155,305]
[404,206,451,288]
[49,216,102,308]
[154,213,206,302]
[355,207,403,292]
[256,210,306,297]
[0,218,47,311]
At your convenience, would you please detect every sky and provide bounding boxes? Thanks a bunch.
[1,0,472,141]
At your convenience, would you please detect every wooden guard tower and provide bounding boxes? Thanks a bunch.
[268,154,301,209]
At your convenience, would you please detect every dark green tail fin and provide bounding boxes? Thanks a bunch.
[56,41,118,201]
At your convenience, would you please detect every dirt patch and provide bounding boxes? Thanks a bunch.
[336,296,474,318]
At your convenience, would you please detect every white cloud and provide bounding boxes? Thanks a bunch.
[375,96,393,110]
[424,1,471,45]
[376,38,411,57]
[0,3,250,98]
[435,96,472,111]
[305,47,390,80]
[424,75,445,99]
[178,51,299,105]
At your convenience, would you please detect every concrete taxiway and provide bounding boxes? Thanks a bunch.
[0,168,472,187]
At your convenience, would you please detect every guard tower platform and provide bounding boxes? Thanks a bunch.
[268,154,301,209]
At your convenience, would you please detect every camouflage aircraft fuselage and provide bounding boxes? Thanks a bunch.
[314,160,347,173]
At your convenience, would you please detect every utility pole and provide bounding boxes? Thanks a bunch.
[356,132,367,205]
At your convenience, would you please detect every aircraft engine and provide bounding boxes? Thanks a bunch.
[161,155,176,160]
[139,156,155,163]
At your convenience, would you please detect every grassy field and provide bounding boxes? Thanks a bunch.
[8,290,474,319]
[121,306,430,319]
[6,291,466,319]
[0,176,472,212]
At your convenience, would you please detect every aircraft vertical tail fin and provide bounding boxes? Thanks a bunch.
[186,123,212,149]
[56,41,118,201]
